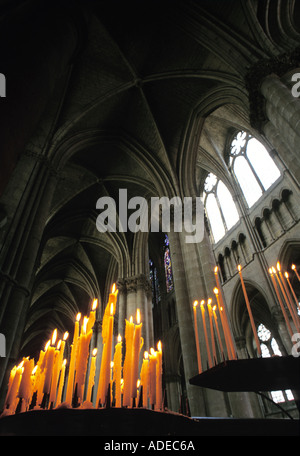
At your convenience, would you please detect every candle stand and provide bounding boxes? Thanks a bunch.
[189,355,300,412]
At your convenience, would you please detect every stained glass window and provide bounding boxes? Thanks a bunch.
[149,259,160,306]
[164,235,174,293]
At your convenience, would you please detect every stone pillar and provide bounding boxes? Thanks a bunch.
[136,274,152,351]
[116,279,127,338]
[125,277,137,320]
[0,160,58,401]
[167,229,206,417]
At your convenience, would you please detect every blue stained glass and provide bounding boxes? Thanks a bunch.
[164,235,174,293]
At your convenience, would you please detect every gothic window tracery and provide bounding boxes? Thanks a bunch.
[229,131,281,208]
[164,235,174,293]
[203,173,239,243]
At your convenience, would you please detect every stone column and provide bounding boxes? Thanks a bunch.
[167,229,206,417]
[125,277,137,320]
[116,279,127,338]
[0,160,58,400]
[136,274,152,351]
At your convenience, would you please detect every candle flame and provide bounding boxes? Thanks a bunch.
[32,365,38,376]
[157,340,162,352]
[137,379,140,388]
[193,300,198,307]
[213,287,219,295]
[207,298,212,306]
[45,340,50,352]
[150,347,155,356]
[82,316,88,334]
[112,283,116,293]
[117,334,122,343]
[110,361,114,368]
[136,308,141,324]
[56,339,62,350]
[17,360,24,370]
[144,351,149,360]
[76,312,81,322]
[51,329,57,346]
[284,272,289,279]
[92,299,98,311]
[129,316,133,324]
[92,348,97,357]
[200,299,205,306]
[212,305,217,311]
[272,266,276,274]
[214,266,218,273]
[276,261,281,272]
[237,264,242,272]
[291,264,296,270]
[63,359,67,366]
[63,331,69,341]
[268,268,273,275]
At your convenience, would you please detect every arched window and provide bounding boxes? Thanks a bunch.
[164,235,174,293]
[230,131,281,208]
[257,323,294,404]
[203,173,239,243]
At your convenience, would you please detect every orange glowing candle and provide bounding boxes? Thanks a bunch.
[49,339,62,405]
[43,329,57,395]
[292,264,300,282]
[87,299,98,333]
[76,316,93,402]
[156,341,163,411]
[213,287,234,360]
[4,361,24,412]
[200,300,213,368]
[212,304,225,359]
[149,348,157,408]
[192,301,202,374]
[207,298,217,364]
[66,313,81,404]
[123,316,134,407]
[276,263,300,331]
[237,265,261,356]
[86,348,97,403]
[269,268,293,337]
[18,357,34,411]
[56,359,67,407]
[97,302,114,406]
[140,351,149,408]
[131,309,143,401]
[285,272,300,315]
[113,335,122,407]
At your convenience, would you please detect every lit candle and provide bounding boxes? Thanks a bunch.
[56,359,67,407]
[87,299,98,333]
[131,309,143,402]
[149,348,157,408]
[43,329,57,396]
[86,348,97,404]
[140,351,149,408]
[212,304,225,359]
[66,313,81,404]
[237,265,261,356]
[269,267,294,337]
[276,262,300,331]
[277,263,300,331]
[4,361,24,412]
[113,335,122,407]
[122,316,134,407]
[76,316,93,402]
[207,298,217,364]
[213,287,235,360]
[108,283,118,314]
[292,264,300,282]
[200,300,213,368]
[156,341,163,411]
[285,272,300,315]
[18,357,34,411]
[49,339,62,405]
[192,301,202,374]
[97,302,114,406]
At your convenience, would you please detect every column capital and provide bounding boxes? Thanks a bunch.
[245,46,300,132]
